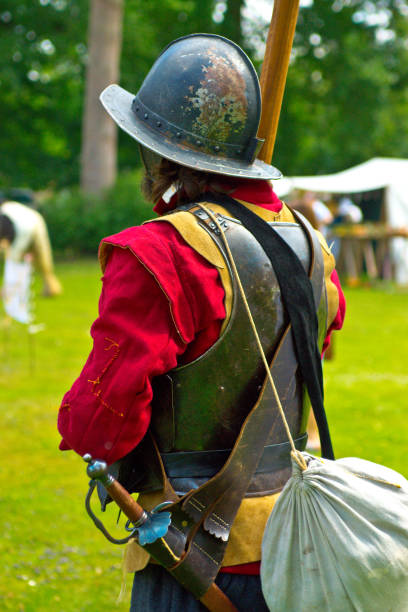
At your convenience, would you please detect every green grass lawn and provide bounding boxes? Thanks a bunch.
[1,260,407,611]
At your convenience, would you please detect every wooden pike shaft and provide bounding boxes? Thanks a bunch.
[258,0,300,164]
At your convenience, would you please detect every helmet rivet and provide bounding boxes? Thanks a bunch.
[156,121,162,127]
[176,132,182,138]
[214,145,220,152]
[144,113,149,119]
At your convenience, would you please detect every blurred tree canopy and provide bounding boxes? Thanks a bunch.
[273,0,408,174]
[1,0,408,191]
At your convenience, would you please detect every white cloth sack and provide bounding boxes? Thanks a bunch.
[261,452,408,612]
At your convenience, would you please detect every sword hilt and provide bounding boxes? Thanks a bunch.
[82,455,237,611]
[83,453,145,523]
[82,454,171,545]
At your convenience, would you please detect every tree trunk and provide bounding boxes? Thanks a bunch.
[80,0,123,194]
[223,0,243,47]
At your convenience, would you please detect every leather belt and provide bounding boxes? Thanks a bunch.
[161,433,307,496]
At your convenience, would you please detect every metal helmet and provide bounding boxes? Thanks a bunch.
[100,33,281,180]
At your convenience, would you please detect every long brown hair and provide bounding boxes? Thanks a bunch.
[141,158,230,204]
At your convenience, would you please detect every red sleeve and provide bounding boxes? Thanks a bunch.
[322,269,346,355]
[58,226,225,463]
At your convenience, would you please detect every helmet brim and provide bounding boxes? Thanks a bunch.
[100,84,282,181]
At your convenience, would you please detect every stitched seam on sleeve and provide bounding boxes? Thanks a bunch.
[87,337,124,417]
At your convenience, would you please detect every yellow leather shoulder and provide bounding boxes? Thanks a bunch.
[146,210,233,332]
[313,229,339,326]
[146,211,225,269]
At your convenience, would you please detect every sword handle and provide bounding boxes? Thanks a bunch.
[105,478,147,524]
[83,454,146,524]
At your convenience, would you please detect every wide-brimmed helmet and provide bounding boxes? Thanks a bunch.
[100,33,281,180]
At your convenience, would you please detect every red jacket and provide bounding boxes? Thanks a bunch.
[58,181,345,573]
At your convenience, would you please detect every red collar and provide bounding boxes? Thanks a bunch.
[153,179,282,215]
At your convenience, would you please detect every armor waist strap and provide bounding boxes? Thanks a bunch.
[161,433,307,496]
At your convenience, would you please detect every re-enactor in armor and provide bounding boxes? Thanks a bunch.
[58,34,345,611]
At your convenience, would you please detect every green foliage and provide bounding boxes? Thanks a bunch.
[39,170,153,255]
[0,0,88,190]
[1,1,408,189]
[270,0,408,174]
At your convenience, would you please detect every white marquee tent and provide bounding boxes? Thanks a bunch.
[273,157,408,283]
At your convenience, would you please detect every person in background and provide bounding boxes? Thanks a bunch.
[337,195,363,224]
[301,191,334,238]
[0,193,62,297]
[57,34,345,610]
[329,194,364,262]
